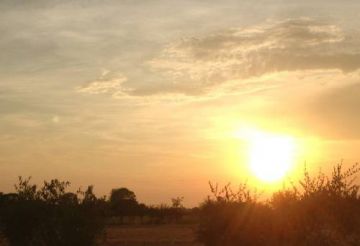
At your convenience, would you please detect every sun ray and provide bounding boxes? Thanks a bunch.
[235,127,297,183]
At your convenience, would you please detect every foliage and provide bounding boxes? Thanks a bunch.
[0,177,106,246]
[108,188,187,224]
[198,163,360,246]
[109,187,139,217]
[0,177,191,245]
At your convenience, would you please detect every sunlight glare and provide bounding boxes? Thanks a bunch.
[236,127,297,183]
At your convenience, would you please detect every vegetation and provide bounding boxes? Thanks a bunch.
[1,163,360,246]
[0,177,106,246]
[0,178,190,245]
[198,163,360,246]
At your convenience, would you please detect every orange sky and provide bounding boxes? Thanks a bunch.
[1,0,360,206]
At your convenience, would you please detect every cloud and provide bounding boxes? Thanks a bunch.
[145,18,360,96]
[77,71,129,95]
[76,18,360,99]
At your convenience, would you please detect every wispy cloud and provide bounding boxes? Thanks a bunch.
[74,18,360,102]
[144,18,359,96]
[77,70,129,95]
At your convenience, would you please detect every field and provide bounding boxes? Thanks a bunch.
[101,224,202,246]
[0,224,202,246]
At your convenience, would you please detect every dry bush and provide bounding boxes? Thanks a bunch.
[198,163,360,246]
[0,177,106,246]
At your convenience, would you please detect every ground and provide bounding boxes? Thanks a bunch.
[0,224,202,246]
[102,224,202,246]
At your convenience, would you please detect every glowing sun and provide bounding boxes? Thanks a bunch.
[236,128,297,183]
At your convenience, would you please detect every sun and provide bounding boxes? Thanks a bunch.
[236,127,297,183]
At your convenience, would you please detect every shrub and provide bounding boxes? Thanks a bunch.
[197,163,360,246]
[0,177,106,246]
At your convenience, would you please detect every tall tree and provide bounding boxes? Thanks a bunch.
[110,188,139,219]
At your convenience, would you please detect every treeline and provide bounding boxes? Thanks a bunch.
[1,163,360,246]
[198,163,360,246]
[0,177,193,246]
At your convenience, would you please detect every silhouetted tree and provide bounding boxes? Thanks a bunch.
[170,196,185,222]
[0,177,105,246]
[109,187,139,222]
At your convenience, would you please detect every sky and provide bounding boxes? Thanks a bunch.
[1,0,360,206]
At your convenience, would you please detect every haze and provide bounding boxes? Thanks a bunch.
[1,0,360,206]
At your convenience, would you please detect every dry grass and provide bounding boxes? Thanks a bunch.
[101,224,202,246]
